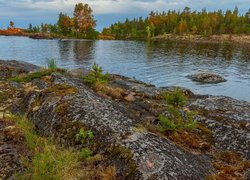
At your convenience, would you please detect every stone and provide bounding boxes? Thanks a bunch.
[16,74,213,179]
[187,72,227,83]
[32,106,40,112]
[124,92,136,102]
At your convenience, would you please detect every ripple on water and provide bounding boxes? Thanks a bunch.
[0,36,249,102]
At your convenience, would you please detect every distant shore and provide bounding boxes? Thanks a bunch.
[1,28,250,44]
[152,34,250,44]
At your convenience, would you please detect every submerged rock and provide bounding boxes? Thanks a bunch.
[187,72,226,83]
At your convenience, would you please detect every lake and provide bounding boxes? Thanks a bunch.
[0,36,249,101]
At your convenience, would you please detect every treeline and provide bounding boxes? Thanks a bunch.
[26,3,99,39]
[102,7,250,39]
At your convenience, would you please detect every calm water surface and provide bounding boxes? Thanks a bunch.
[0,36,249,101]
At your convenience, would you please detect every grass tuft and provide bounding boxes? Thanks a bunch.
[46,58,57,70]
[9,69,54,83]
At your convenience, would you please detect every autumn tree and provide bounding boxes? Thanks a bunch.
[73,3,96,37]
[105,7,250,39]
[178,19,187,34]
[58,12,74,35]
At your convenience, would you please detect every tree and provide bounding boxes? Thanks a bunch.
[73,3,96,37]
[102,28,111,35]
[146,26,151,38]
[191,25,197,34]
[178,19,187,34]
[41,23,48,33]
[28,24,33,32]
[9,21,14,29]
[58,12,73,35]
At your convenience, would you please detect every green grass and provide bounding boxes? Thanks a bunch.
[46,58,57,70]
[79,147,93,160]
[9,69,54,83]
[9,58,62,83]
[11,115,80,179]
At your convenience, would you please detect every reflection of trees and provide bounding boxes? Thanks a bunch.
[146,40,220,62]
[221,43,234,61]
[73,41,94,63]
[239,44,250,62]
[58,40,72,61]
[234,44,250,75]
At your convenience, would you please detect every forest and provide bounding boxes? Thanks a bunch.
[2,4,250,40]
[102,7,250,39]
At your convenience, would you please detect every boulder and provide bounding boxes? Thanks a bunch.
[187,72,226,83]
[14,74,213,179]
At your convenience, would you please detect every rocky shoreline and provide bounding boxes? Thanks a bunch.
[152,34,250,44]
[1,32,250,44]
[0,60,249,179]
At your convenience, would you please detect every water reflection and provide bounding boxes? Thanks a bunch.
[58,40,72,61]
[0,36,249,101]
[73,41,94,64]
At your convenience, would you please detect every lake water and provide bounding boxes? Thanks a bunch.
[0,36,249,102]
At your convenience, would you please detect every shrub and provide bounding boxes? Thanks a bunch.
[157,88,197,133]
[157,115,178,132]
[84,63,109,86]
[163,87,187,107]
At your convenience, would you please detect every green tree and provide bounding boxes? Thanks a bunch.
[9,21,14,29]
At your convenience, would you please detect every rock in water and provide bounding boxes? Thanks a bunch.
[187,72,226,83]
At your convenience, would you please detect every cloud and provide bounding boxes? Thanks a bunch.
[1,0,249,16]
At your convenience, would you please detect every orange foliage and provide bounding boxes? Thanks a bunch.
[0,28,24,35]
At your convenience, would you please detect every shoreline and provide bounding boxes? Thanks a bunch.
[0,60,249,179]
[1,30,250,44]
[152,34,250,44]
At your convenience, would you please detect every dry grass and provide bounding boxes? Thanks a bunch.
[93,83,125,100]
[208,151,250,180]
[45,84,78,96]
[99,166,117,180]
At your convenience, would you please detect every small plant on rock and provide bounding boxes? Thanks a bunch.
[76,128,94,160]
[157,87,197,133]
[76,127,94,145]
[46,58,57,70]
[83,63,109,86]
[79,147,93,159]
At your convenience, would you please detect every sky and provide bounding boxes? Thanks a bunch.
[0,0,249,31]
